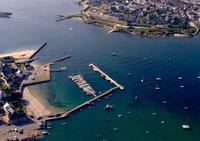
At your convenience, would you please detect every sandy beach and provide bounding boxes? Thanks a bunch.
[0,49,36,59]
[23,87,51,117]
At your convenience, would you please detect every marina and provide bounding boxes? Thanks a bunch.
[44,63,124,123]
[68,74,97,97]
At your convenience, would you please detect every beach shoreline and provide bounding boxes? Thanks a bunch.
[0,49,36,59]
[23,87,52,118]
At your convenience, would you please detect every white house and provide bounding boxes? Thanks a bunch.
[3,102,15,116]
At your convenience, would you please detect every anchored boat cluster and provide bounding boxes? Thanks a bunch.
[68,75,97,97]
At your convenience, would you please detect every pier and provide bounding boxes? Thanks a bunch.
[68,74,97,97]
[50,67,67,72]
[44,86,118,122]
[89,63,124,90]
[29,43,47,59]
[51,55,71,63]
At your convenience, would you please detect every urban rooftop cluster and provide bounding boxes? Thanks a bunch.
[0,55,33,124]
[71,0,200,36]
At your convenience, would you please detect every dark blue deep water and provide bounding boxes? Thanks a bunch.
[1,0,200,141]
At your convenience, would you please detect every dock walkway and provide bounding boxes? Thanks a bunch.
[89,63,124,90]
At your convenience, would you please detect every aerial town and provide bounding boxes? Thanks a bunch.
[58,0,200,36]
[0,55,33,123]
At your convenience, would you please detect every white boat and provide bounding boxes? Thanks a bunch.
[117,114,123,118]
[104,104,113,111]
[156,77,162,81]
[113,128,119,132]
[128,72,132,76]
[141,79,144,83]
[112,52,116,56]
[152,112,157,116]
[178,76,183,80]
[196,76,200,79]
[155,86,160,90]
[161,120,166,124]
[182,124,191,130]
[42,131,49,135]
[61,122,67,125]
[134,96,138,100]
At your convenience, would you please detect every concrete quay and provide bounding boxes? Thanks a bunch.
[23,64,50,87]
[89,63,124,90]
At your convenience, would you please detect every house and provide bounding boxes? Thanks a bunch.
[3,102,15,116]
[1,56,14,64]
[2,63,19,79]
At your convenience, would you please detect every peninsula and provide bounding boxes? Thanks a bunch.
[57,0,200,37]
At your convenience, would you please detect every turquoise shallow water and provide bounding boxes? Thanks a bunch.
[1,0,200,141]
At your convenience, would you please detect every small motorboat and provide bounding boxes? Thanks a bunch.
[128,72,132,76]
[113,128,119,132]
[180,85,184,88]
[156,77,162,81]
[61,122,67,126]
[161,120,166,124]
[134,96,139,100]
[112,52,116,56]
[141,79,144,83]
[155,86,160,90]
[178,76,183,80]
[182,124,191,130]
[104,104,113,111]
[42,131,49,135]
[196,76,200,79]
[152,112,157,116]
[117,114,123,118]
